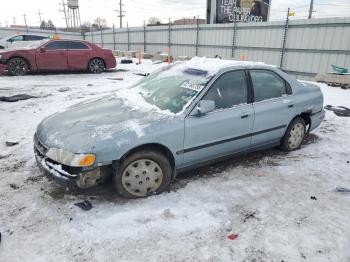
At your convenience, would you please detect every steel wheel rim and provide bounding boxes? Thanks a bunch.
[288,122,304,149]
[89,59,104,73]
[121,159,163,197]
[8,59,27,76]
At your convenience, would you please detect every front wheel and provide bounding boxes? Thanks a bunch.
[114,150,172,198]
[7,58,30,76]
[88,58,105,74]
[281,117,306,151]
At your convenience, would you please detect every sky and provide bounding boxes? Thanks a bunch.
[0,0,349,28]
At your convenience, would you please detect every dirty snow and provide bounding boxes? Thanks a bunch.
[0,58,350,262]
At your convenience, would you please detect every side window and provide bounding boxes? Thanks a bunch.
[202,70,248,110]
[25,35,46,41]
[250,70,288,102]
[68,41,89,49]
[8,35,24,42]
[45,41,68,50]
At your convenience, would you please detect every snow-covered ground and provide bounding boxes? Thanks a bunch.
[0,58,350,262]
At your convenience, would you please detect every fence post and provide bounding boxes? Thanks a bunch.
[231,20,237,59]
[195,16,199,57]
[127,22,130,51]
[112,24,116,51]
[280,8,290,68]
[90,27,94,43]
[143,20,147,52]
[100,29,104,47]
[81,31,85,40]
[168,18,171,49]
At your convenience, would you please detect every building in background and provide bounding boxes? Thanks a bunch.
[207,0,271,24]
[173,18,206,25]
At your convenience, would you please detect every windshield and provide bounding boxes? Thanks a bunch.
[27,39,50,48]
[134,64,213,114]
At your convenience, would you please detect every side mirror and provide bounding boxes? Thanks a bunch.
[39,47,46,53]
[193,100,215,116]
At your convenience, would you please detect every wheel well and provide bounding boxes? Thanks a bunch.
[88,57,106,68]
[8,56,31,70]
[0,46,4,49]
[119,143,175,170]
[297,112,311,132]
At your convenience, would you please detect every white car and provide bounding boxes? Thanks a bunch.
[0,34,48,49]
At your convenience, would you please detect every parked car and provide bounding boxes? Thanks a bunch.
[0,34,48,49]
[34,59,325,198]
[0,39,116,75]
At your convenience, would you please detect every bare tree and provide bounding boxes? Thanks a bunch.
[92,17,108,30]
[148,17,161,25]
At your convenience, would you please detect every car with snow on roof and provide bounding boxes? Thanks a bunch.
[34,58,325,198]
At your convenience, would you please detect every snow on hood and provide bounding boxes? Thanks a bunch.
[36,96,171,152]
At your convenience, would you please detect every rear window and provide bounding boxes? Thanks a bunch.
[24,35,47,41]
[68,41,89,49]
[45,41,68,50]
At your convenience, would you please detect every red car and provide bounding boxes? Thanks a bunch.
[0,39,116,76]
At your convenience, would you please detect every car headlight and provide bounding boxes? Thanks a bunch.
[45,148,96,167]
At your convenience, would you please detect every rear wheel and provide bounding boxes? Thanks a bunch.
[88,58,105,74]
[7,58,29,76]
[114,150,172,198]
[281,117,306,151]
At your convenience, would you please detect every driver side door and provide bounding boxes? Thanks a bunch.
[182,70,254,168]
[36,40,68,71]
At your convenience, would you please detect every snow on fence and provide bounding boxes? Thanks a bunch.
[84,17,350,80]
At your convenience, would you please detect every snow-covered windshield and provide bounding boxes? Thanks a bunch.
[135,64,213,114]
[28,39,50,48]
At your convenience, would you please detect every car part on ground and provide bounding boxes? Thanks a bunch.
[0,94,37,102]
[114,150,172,198]
[325,105,350,117]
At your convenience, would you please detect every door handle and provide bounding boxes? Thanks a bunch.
[288,104,294,108]
[241,114,249,119]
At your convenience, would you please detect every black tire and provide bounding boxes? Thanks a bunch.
[88,58,105,74]
[114,150,172,198]
[7,57,30,76]
[280,117,306,151]
[0,46,4,49]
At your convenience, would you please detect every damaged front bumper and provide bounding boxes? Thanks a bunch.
[34,134,108,188]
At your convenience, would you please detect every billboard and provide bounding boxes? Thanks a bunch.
[208,0,271,23]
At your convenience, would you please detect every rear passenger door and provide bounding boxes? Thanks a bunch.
[249,69,295,146]
[67,41,92,70]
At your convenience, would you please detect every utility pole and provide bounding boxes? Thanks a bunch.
[115,0,125,28]
[13,17,16,26]
[37,9,43,25]
[59,0,69,28]
[308,0,314,19]
[23,13,28,32]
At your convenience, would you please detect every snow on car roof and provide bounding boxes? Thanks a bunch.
[176,57,273,76]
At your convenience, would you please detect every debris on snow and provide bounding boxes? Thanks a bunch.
[74,200,93,211]
[227,233,239,240]
[5,141,19,147]
[121,58,133,64]
[335,187,350,193]
[310,196,317,200]
[58,87,71,92]
[9,183,19,189]
[0,94,37,102]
